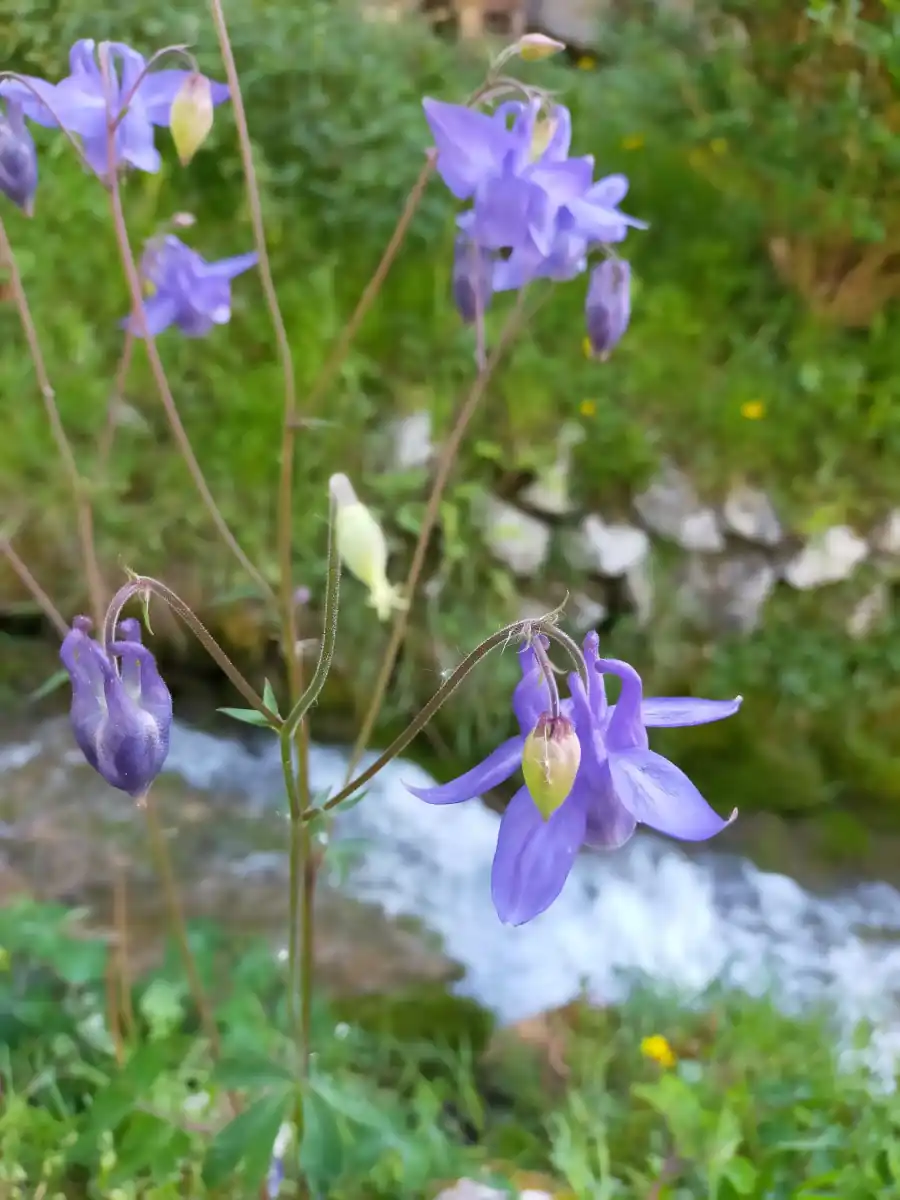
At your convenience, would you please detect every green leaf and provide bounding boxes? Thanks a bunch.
[217,706,275,728]
[723,1156,758,1194]
[212,1051,295,1090]
[299,1087,346,1191]
[262,678,281,716]
[27,668,69,704]
[202,1089,293,1189]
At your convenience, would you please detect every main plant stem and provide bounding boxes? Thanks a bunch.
[0,217,105,630]
[344,290,531,783]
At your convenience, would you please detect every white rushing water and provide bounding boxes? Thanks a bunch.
[161,722,900,1076]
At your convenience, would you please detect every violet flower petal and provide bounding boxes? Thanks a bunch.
[200,251,259,280]
[491,785,587,925]
[609,747,736,841]
[404,735,522,805]
[126,293,179,337]
[512,639,551,736]
[99,672,168,797]
[582,775,637,849]
[60,625,114,772]
[422,98,516,199]
[0,77,70,129]
[108,640,174,731]
[641,696,743,727]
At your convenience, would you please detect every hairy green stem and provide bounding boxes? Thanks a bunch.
[0,217,105,630]
[103,577,278,723]
[343,289,532,784]
[282,507,341,738]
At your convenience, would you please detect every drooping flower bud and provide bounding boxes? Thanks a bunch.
[585,258,631,359]
[0,102,38,216]
[521,713,581,820]
[329,473,408,622]
[452,234,494,325]
[60,616,173,798]
[169,73,214,166]
[516,33,566,61]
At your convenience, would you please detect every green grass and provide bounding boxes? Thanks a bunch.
[4,0,900,827]
[1,897,897,1198]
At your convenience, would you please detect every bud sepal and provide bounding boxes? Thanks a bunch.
[521,713,581,820]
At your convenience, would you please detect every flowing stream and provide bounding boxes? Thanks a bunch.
[162,722,900,1079]
[3,717,900,1081]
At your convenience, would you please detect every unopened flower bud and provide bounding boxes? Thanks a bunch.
[452,234,494,325]
[329,474,408,622]
[522,714,581,820]
[585,258,631,359]
[170,73,214,166]
[60,616,173,798]
[516,33,566,61]
[0,102,38,216]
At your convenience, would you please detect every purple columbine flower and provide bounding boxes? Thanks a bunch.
[126,234,258,337]
[423,97,646,290]
[0,101,38,214]
[451,233,494,324]
[405,632,740,926]
[60,616,173,798]
[585,258,632,357]
[0,39,229,178]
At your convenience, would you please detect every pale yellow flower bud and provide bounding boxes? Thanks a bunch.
[522,714,581,820]
[170,74,214,166]
[516,33,566,61]
[329,474,408,622]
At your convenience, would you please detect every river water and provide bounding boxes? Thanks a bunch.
[161,722,900,1080]
[3,717,899,1081]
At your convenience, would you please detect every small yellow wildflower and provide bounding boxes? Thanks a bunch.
[641,1034,676,1069]
[579,399,597,417]
[621,134,645,151]
[582,335,594,359]
[576,54,597,70]
[709,137,729,156]
[740,400,766,420]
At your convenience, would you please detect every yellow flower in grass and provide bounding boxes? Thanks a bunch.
[622,134,645,151]
[740,400,766,420]
[576,54,597,71]
[641,1034,676,1069]
[579,399,597,417]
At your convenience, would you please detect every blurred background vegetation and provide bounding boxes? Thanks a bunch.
[3,0,900,849]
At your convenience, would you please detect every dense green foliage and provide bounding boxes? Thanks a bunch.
[2,899,897,1198]
[4,0,900,830]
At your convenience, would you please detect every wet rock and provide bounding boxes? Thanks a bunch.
[722,484,783,547]
[783,526,868,590]
[563,513,650,578]
[389,410,433,470]
[478,495,551,577]
[0,719,458,993]
[678,550,777,634]
[634,462,725,552]
[874,510,900,558]
[520,423,583,518]
[625,556,654,627]
[569,589,608,631]
[847,583,889,640]
[435,1184,552,1200]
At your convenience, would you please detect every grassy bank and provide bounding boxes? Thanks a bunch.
[4,0,900,830]
[0,898,894,1198]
